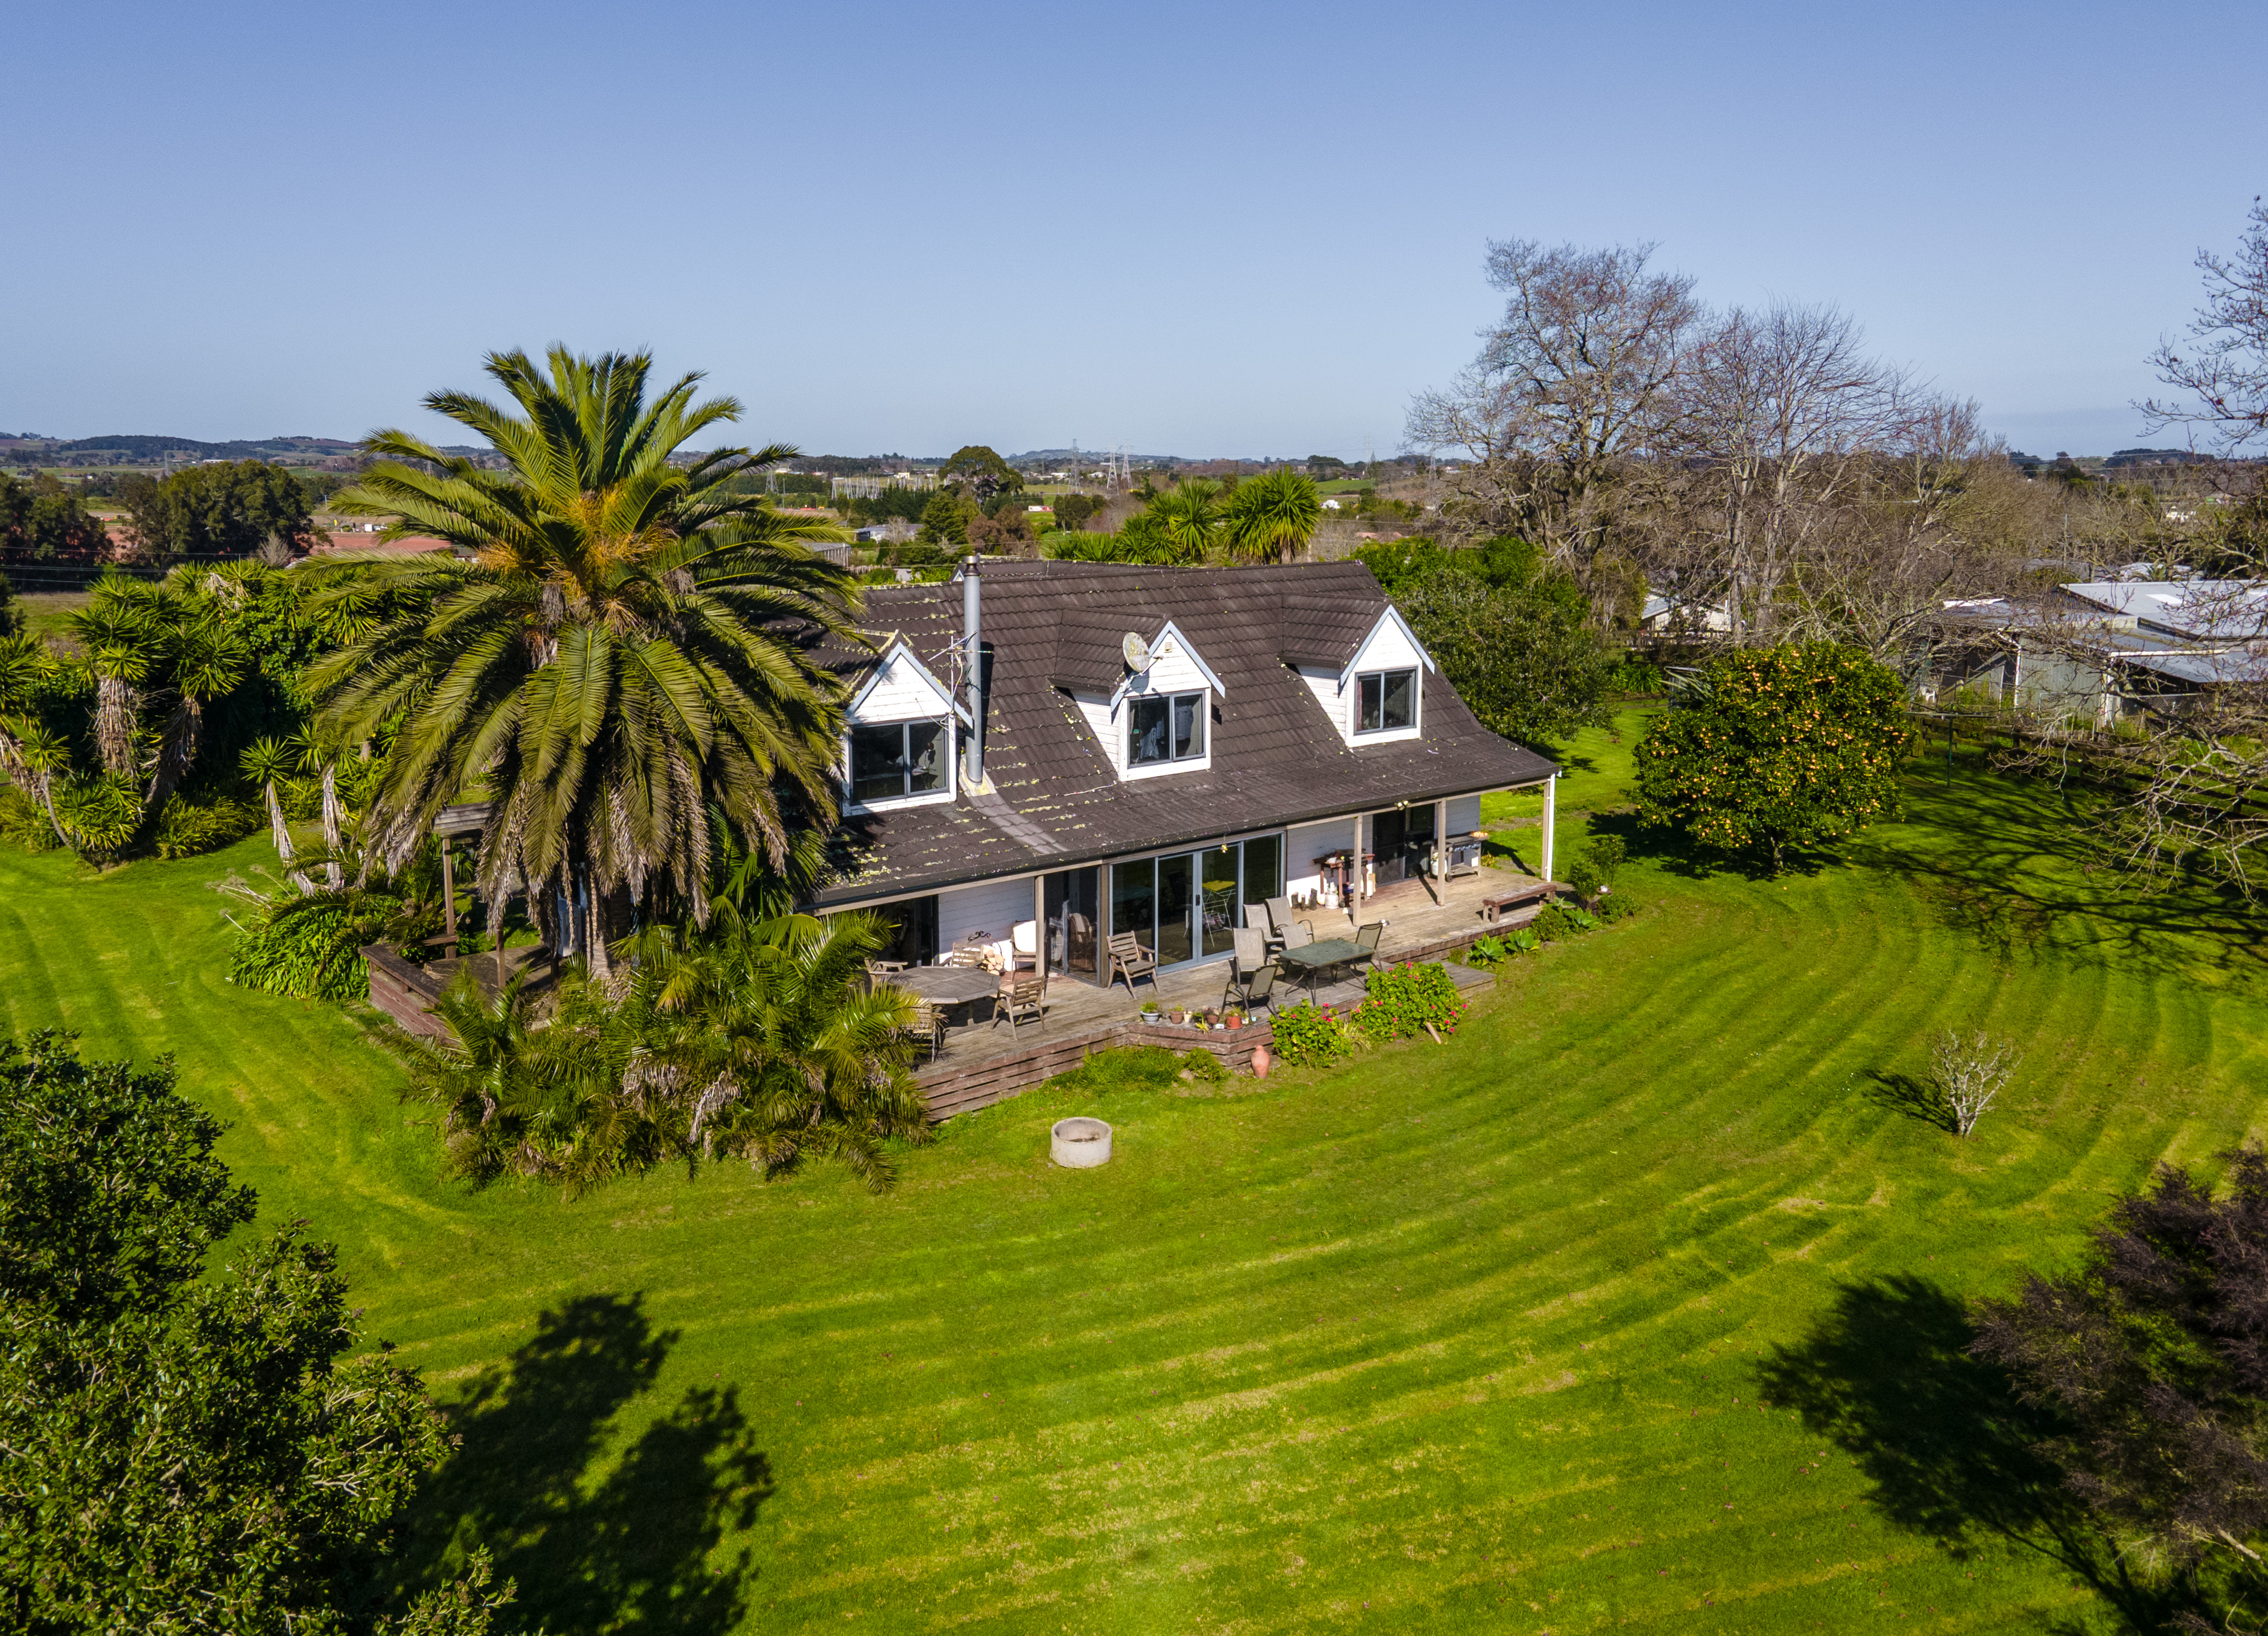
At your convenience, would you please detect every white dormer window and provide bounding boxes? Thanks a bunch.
[1129,690,1207,766]
[845,637,961,811]
[1294,606,1432,747]
[1355,668,1417,735]
[1068,618,1226,782]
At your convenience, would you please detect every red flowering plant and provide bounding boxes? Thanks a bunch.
[1353,961,1467,1042]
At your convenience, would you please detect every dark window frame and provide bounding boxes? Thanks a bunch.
[1126,689,1209,768]
[1355,668,1418,735]
[847,719,950,805]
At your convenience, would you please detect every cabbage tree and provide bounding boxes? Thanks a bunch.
[1222,467,1322,562]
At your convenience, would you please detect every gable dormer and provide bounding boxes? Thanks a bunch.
[1059,618,1227,782]
[1284,604,1434,748]
[843,637,960,811]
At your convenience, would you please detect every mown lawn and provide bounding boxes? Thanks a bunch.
[5,740,2265,1633]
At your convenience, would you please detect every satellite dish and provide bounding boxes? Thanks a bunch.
[1121,632,1152,671]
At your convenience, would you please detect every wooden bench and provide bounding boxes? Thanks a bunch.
[1479,880,1562,923]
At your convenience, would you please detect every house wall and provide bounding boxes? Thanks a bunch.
[1296,666,1345,737]
[938,875,1037,957]
[1285,814,1358,902]
[1351,613,1425,674]
[1071,691,1118,770]
[1446,794,1481,835]
[1138,628,1211,696]
[853,648,955,724]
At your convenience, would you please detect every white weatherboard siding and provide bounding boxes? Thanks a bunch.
[1297,666,1345,740]
[850,645,956,725]
[1285,815,1357,901]
[1072,693,1119,771]
[1351,613,1424,674]
[938,876,1036,957]
[1139,628,1211,696]
[1447,795,1481,835]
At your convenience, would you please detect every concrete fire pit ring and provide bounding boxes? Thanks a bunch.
[1051,1116,1113,1168]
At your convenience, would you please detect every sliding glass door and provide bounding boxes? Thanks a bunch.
[1108,834,1286,970]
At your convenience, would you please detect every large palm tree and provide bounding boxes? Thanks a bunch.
[307,347,865,971]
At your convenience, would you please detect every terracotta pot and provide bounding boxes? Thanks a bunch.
[1251,1043,1272,1079]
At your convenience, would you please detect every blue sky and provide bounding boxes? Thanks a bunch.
[4,1,2259,460]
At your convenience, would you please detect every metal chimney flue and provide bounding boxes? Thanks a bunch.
[961,554,983,787]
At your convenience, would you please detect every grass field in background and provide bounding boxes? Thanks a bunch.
[10,591,90,648]
[4,729,2264,1633]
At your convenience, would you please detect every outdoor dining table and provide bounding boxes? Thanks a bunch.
[887,963,1001,1022]
[1275,937,1369,1000]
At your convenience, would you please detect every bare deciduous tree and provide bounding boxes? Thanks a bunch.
[1665,302,1911,643]
[1790,398,2035,668]
[1405,239,1700,606]
[2141,198,2268,456]
[1931,1028,2018,1137]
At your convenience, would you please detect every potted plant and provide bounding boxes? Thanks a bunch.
[1141,1000,1159,1024]
[1226,1010,1244,1030]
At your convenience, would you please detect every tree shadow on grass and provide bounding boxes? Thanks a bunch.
[1857,1069,1957,1134]
[1862,768,2268,985]
[1583,807,1843,885]
[1758,1275,2179,1633]
[401,1293,773,1635]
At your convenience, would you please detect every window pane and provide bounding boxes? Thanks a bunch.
[1110,858,1155,951]
[906,721,944,792]
[849,724,907,802]
[1157,853,1194,965]
[1357,672,1382,732]
[1200,845,1238,957]
[1128,696,1170,765]
[1172,693,1203,759]
[1382,669,1415,730]
[1240,834,1282,915]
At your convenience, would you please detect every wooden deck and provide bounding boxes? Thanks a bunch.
[356,861,1553,1119]
[912,864,1548,1119]
[361,942,557,1040]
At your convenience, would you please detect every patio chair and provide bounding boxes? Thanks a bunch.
[1261,896,1311,953]
[1105,931,1157,997]
[864,958,907,992]
[1223,935,1281,1018]
[992,974,1047,1033]
[1354,920,1386,968]
[909,996,945,1062]
[1222,926,1270,1010]
[1277,916,1313,951]
[1237,960,1281,1019]
[944,946,991,970]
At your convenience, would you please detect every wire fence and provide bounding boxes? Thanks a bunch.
[0,554,253,593]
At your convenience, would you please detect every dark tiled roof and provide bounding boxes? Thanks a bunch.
[809,559,1557,908]
[1278,590,1387,668]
